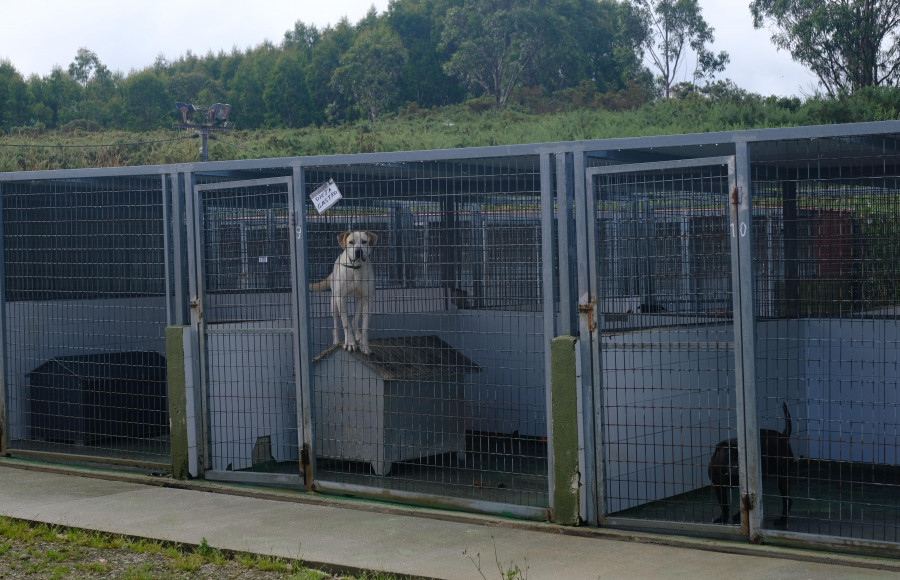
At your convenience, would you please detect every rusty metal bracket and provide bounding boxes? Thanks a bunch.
[189,299,202,322]
[578,300,596,332]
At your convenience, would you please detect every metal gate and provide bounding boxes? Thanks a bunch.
[582,156,763,537]
[191,176,308,486]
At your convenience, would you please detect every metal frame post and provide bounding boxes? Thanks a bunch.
[292,165,316,490]
[556,152,577,336]
[541,152,558,509]
[0,183,7,456]
[575,151,602,524]
[729,142,762,540]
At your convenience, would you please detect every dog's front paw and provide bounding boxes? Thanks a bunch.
[359,343,371,355]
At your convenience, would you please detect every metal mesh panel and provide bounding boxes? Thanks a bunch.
[2,176,170,466]
[305,157,548,509]
[751,136,900,542]
[199,179,300,476]
[594,162,737,525]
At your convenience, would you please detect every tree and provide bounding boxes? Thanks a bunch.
[121,70,168,130]
[68,48,110,88]
[750,0,900,95]
[635,0,728,97]
[264,51,313,127]
[330,25,409,121]
[386,0,466,107]
[28,68,83,128]
[533,0,649,94]
[440,0,548,110]
[0,60,30,130]
[226,42,280,129]
[306,18,360,124]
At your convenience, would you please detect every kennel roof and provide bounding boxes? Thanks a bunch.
[312,336,480,382]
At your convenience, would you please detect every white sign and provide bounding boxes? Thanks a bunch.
[310,179,342,214]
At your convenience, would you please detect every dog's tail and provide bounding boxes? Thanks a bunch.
[781,401,792,438]
[308,274,331,292]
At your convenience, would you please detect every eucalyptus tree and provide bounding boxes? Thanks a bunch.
[535,0,649,93]
[0,60,29,130]
[634,0,728,97]
[750,0,900,95]
[330,24,409,121]
[386,0,466,107]
[440,0,550,110]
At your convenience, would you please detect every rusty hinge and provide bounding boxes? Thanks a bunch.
[578,300,596,332]
[731,186,740,206]
[301,444,315,491]
[189,299,202,321]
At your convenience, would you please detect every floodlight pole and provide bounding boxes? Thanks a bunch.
[172,122,232,162]
[200,126,209,162]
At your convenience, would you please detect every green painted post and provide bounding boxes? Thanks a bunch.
[166,326,189,479]
[551,335,580,525]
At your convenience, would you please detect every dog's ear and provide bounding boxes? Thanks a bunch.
[365,231,378,246]
[337,232,349,248]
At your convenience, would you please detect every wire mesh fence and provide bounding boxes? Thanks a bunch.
[2,124,900,551]
[303,159,548,509]
[196,177,300,477]
[1,175,170,467]
[590,160,738,527]
[750,136,900,542]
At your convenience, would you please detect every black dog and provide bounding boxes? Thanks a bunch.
[708,402,794,527]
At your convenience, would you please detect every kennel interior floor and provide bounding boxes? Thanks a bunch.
[244,432,550,508]
[8,437,172,469]
[614,460,900,543]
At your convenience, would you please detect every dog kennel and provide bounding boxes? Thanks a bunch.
[2,121,900,555]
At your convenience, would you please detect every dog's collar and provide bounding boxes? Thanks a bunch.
[341,263,361,270]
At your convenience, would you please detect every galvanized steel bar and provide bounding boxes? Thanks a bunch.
[556,152,576,336]
[292,165,315,489]
[729,144,762,540]
[574,151,601,524]
[0,182,6,456]
[541,152,557,507]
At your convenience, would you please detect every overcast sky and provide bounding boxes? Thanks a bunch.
[1,0,820,98]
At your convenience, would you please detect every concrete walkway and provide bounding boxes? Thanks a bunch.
[1,460,898,579]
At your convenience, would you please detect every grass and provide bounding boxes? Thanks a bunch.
[0,515,410,579]
[464,537,529,580]
[4,89,900,172]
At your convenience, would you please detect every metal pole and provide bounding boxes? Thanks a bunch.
[201,127,209,162]
[729,143,762,540]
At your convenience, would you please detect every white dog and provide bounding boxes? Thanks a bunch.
[309,231,378,355]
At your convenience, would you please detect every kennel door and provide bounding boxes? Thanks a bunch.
[583,156,752,534]
[192,176,307,486]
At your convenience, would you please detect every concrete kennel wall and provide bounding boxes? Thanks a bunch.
[601,324,736,513]
[802,319,900,464]
[600,318,900,513]
[206,322,297,472]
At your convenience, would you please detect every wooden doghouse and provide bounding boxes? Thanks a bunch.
[313,336,480,476]
[28,351,168,444]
